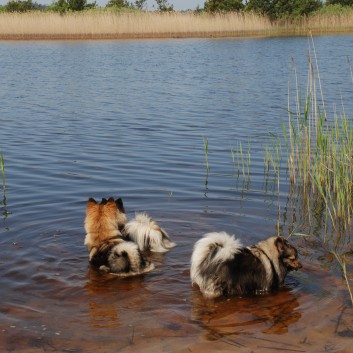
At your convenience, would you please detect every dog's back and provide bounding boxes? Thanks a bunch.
[84,197,127,252]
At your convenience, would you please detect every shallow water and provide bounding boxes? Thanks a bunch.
[1,36,353,352]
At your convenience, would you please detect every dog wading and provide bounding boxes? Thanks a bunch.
[190,232,302,298]
[84,196,175,276]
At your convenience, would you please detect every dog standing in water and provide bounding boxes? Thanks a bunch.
[84,197,175,276]
[190,232,302,298]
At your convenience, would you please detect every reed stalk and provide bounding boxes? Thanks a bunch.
[203,137,209,173]
[0,152,7,216]
[0,153,5,197]
[333,251,353,306]
[231,141,252,191]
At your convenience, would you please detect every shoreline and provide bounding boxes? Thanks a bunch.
[1,29,353,40]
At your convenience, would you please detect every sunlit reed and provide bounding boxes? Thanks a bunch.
[0,152,7,215]
[203,137,209,173]
[333,251,353,305]
[0,11,274,39]
[1,10,353,39]
[231,141,251,190]
[0,153,5,197]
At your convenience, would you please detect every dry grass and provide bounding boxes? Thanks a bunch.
[0,8,353,39]
[280,11,353,33]
[1,10,353,40]
[0,11,271,39]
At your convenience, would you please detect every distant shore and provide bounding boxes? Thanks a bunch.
[1,11,353,40]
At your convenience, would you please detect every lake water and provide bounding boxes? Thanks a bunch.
[1,35,353,353]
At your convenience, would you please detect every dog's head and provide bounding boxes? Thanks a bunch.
[275,237,302,272]
[84,197,127,243]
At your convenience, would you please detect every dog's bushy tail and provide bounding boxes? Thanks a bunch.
[190,232,242,297]
[125,212,176,253]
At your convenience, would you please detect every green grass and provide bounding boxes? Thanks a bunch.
[231,141,251,184]
[282,37,353,304]
[286,38,353,238]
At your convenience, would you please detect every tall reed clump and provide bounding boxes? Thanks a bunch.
[285,37,353,305]
[284,38,353,304]
[231,141,251,190]
[286,39,353,240]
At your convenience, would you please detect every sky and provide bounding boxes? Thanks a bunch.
[0,0,204,10]
[145,0,203,10]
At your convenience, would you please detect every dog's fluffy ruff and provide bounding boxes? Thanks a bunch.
[125,212,176,253]
[84,197,127,255]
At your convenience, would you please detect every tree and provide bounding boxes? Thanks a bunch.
[5,0,41,12]
[49,0,96,12]
[204,0,244,12]
[106,0,130,8]
[155,0,173,11]
[245,0,272,16]
[49,0,69,12]
[67,0,86,10]
[326,0,353,5]
[134,0,147,10]
[276,0,322,18]
[246,0,322,20]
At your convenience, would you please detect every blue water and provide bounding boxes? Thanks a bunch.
[1,36,353,352]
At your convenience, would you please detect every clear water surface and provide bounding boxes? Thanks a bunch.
[1,35,353,353]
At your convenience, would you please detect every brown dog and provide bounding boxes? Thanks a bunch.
[84,197,127,262]
[84,197,154,276]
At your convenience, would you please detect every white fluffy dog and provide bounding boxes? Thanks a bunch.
[125,212,176,253]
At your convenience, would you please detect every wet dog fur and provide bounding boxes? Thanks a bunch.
[89,238,154,276]
[190,232,302,299]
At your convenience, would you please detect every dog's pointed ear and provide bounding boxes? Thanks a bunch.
[107,197,115,203]
[116,198,125,213]
[87,198,97,205]
[275,237,286,254]
[101,198,108,205]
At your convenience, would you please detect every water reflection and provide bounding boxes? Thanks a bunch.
[191,288,301,338]
[1,190,10,230]
[84,266,151,329]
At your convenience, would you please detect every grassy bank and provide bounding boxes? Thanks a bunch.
[1,10,353,40]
